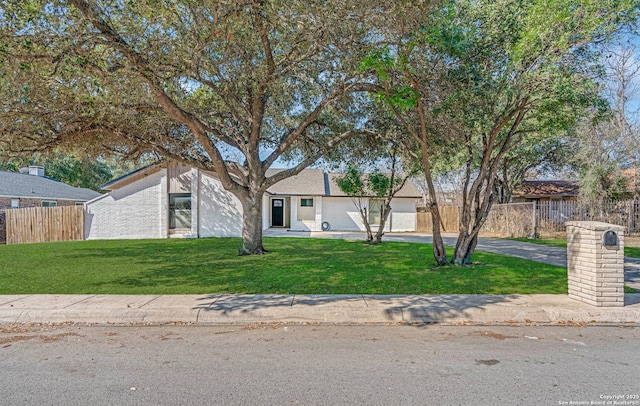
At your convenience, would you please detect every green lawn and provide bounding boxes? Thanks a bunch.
[507,237,640,258]
[0,237,568,295]
[507,237,640,293]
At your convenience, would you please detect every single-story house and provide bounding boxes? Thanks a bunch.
[84,162,422,240]
[511,180,579,203]
[0,166,102,242]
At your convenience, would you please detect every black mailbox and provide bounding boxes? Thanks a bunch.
[603,230,618,247]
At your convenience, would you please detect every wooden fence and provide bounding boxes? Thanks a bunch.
[0,210,6,243]
[417,206,460,233]
[6,206,85,244]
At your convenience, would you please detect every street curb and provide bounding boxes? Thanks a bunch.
[1,294,640,326]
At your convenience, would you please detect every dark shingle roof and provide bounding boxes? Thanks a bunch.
[514,180,579,198]
[0,171,101,201]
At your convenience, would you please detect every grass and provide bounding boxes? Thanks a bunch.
[0,237,568,295]
[508,237,640,293]
[507,237,640,258]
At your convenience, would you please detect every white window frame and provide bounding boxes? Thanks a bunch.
[368,198,383,225]
[169,193,192,230]
[10,199,19,209]
[41,201,57,207]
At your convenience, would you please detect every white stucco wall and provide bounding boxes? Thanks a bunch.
[190,168,199,237]
[387,199,417,232]
[321,196,417,232]
[262,196,270,230]
[197,172,243,237]
[321,197,365,231]
[288,195,323,231]
[85,169,167,240]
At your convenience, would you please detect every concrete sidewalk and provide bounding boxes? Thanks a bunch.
[2,294,640,325]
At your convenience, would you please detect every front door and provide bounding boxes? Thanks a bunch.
[271,199,284,227]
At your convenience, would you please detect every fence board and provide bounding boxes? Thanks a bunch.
[6,206,85,244]
[417,206,460,233]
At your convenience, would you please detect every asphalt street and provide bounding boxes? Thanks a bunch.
[1,324,638,405]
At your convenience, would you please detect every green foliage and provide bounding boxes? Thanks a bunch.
[360,47,419,111]
[335,165,405,199]
[368,171,392,197]
[0,0,381,171]
[335,165,367,198]
[359,47,394,80]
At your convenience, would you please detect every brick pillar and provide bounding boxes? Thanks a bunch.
[566,221,625,307]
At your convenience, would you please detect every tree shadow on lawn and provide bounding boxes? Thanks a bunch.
[192,293,526,324]
[60,239,563,324]
[58,239,566,296]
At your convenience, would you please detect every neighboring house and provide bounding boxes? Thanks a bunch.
[84,162,422,240]
[0,166,102,242]
[511,180,579,203]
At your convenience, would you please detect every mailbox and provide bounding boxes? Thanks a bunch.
[603,230,618,247]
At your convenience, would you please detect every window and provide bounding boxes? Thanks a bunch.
[11,199,19,209]
[169,193,191,229]
[75,202,84,206]
[41,201,57,207]
[368,199,383,225]
[300,198,314,207]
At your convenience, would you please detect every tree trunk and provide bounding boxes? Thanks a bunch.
[372,201,392,244]
[239,189,266,255]
[417,144,448,265]
[453,231,478,265]
[454,186,494,265]
[358,208,374,242]
[429,202,448,265]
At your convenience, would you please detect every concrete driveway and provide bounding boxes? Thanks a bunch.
[264,229,640,290]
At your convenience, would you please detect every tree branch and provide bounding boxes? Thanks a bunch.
[68,0,242,193]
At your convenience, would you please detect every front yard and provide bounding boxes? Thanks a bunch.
[0,237,568,295]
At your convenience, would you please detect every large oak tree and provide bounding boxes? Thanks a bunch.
[0,0,383,254]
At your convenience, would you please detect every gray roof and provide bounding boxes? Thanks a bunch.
[266,168,422,198]
[0,171,102,201]
[266,168,328,196]
[100,164,423,198]
[325,173,422,198]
